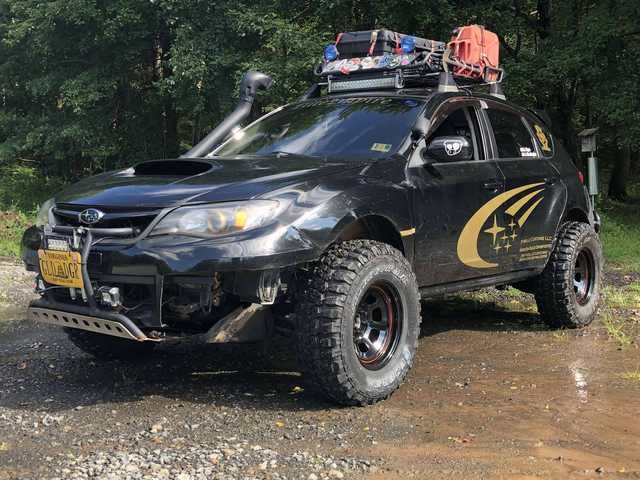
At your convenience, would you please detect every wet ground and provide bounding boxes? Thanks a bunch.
[0,258,639,479]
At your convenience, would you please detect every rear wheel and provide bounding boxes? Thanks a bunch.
[296,240,421,406]
[535,222,603,328]
[65,329,156,361]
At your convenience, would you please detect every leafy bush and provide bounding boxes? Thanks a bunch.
[0,162,63,257]
[0,162,65,212]
[0,210,33,258]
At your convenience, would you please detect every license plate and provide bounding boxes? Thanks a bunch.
[38,249,84,289]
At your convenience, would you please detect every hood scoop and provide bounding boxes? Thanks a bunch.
[134,160,212,177]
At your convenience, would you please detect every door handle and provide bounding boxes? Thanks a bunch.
[482,181,502,191]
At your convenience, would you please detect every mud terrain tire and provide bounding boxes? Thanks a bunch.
[65,329,156,361]
[535,222,603,328]
[296,240,421,406]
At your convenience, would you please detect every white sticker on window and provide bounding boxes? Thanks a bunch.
[371,143,392,153]
[520,147,536,157]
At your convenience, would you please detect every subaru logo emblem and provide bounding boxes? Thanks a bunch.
[79,208,104,225]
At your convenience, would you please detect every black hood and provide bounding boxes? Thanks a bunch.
[54,157,365,208]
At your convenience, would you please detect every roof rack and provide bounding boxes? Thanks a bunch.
[314,25,505,98]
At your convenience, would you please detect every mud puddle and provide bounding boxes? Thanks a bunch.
[362,290,640,479]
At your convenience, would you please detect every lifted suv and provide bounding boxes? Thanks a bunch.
[22,69,602,406]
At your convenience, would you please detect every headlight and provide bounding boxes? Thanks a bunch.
[150,200,280,238]
[36,198,55,226]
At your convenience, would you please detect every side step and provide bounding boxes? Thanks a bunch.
[28,307,152,342]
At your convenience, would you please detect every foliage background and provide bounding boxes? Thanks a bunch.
[0,0,638,258]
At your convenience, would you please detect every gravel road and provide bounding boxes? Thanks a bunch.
[1,258,639,479]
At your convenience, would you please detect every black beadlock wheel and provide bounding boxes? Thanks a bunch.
[535,222,603,328]
[296,240,421,406]
[65,329,156,361]
[353,282,402,370]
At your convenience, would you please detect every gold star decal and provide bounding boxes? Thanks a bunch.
[504,241,512,252]
[510,231,518,241]
[484,215,506,246]
[508,218,517,230]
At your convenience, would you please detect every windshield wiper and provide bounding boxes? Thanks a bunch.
[266,150,322,160]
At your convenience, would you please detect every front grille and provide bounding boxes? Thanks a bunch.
[53,204,161,237]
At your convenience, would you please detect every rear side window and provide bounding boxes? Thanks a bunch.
[529,121,554,157]
[486,109,537,159]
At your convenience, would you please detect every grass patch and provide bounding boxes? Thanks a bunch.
[600,283,639,347]
[621,369,640,383]
[601,314,633,347]
[603,283,640,310]
[0,211,33,257]
[552,330,570,342]
[600,201,640,271]
[598,173,640,272]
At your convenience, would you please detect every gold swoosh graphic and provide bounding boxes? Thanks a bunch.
[517,197,544,227]
[505,189,544,217]
[457,183,544,269]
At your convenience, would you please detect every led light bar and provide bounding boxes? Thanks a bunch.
[328,73,403,93]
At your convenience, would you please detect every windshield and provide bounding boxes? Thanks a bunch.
[213,97,425,159]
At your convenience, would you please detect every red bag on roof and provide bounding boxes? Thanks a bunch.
[447,25,501,82]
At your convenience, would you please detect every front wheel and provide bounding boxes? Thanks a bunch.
[535,222,603,328]
[296,240,421,406]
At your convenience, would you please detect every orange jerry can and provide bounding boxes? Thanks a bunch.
[448,25,501,82]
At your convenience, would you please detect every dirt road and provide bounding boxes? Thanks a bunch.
[1,259,639,480]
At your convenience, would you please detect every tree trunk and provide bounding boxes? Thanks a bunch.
[537,0,552,39]
[154,23,179,159]
[631,150,639,176]
[608,145,631,201]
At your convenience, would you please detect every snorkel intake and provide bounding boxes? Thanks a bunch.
[182,71,273,158]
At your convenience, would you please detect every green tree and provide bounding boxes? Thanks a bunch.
[0,0,637,202]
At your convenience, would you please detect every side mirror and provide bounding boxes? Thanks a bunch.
[423,136,473,163]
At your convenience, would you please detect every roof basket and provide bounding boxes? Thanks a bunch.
[315,25,504,95]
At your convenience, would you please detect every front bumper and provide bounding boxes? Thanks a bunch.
[23,223,318,334]
[22,222,321,275]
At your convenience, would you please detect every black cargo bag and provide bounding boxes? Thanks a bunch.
[334,29,444,58]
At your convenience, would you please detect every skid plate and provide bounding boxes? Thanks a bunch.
[28,307,148,341]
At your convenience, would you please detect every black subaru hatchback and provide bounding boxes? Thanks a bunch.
[23,54,602,406]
